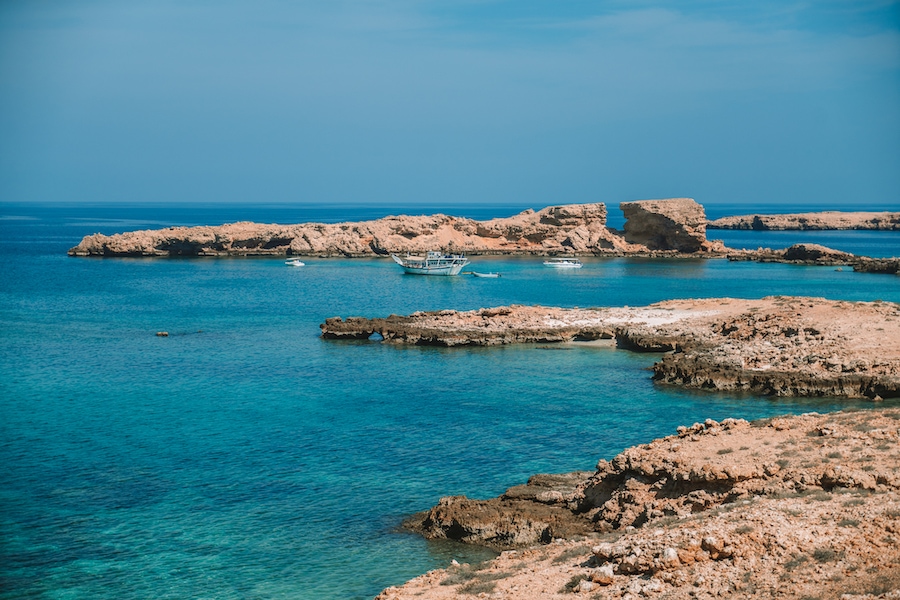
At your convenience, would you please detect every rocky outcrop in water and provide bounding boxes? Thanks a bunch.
[621,198,713,253]
[67,199,720,257]
[385,409,900,599]
[708,211,900,230]
[321,297,900,399]
[726,244,900,274]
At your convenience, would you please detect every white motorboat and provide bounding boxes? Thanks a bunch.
[543,257,582,269]
[285,258,305,267]
[472,272,500,278]
[391,251,469,276]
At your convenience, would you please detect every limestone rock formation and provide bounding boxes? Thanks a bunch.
[620,198,710,252]
[384,409,900,599]
[68,203,620,257]
[67,200,720,257]
[321,297,900,399]
[709,211,900,230]
[407,472,594,547]
[726,244,900,276]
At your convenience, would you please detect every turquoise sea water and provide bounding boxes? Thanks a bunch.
[1,202,899,599]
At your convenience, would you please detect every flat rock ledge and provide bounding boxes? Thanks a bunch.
[321,297,900,399]
[383,409,900,599]
[709,211,900,231]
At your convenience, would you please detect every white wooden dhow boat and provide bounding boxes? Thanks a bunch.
[391,251,469,276]
[543,257,582,269]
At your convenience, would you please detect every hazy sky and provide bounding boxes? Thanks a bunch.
[1,0,898,206]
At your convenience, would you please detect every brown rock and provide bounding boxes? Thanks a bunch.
[620,198,709,252]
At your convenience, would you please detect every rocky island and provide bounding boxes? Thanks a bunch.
[322,296,900,399]
[67,198,719,257]
[709,211,900,231]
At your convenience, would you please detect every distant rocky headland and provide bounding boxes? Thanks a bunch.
[322,297,900,399]
[67,198,720,257]
[709,211,900,231]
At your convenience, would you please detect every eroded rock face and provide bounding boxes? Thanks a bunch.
[404,411,900,555]
[620,198,709,252]
[406,473,595,547]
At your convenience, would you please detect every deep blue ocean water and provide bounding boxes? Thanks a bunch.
[1,202,899,599]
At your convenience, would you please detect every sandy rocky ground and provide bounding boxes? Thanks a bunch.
[378,410,900,600]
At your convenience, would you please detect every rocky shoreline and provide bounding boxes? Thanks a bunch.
[362,298,900,598]
[321,297,900,399]
[709,211,900,231]
[380,409,900,599]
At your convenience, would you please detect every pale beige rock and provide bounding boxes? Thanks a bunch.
[709,211,900,231]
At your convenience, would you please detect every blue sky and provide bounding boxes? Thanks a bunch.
[1,0,898,206]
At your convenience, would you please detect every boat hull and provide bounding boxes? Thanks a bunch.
[391,252,469,276]
[543,260,582,269]
[400,264,466,276]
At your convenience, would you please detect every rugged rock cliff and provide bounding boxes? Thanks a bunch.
[385,409,900,599]
[621,198,712,253]
[708,211,900,230]
[67,200,713,257]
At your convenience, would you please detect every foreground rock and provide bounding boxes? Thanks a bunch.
[708,211,900,230]
[321,297,900,399]
[382,409,900,599]
[68,201,701,257]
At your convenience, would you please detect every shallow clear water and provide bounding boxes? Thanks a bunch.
[1,203,899,599]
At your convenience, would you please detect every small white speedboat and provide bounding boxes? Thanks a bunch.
[472,272,500,278]
[285,258,305,267]
[543,257,582,269]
